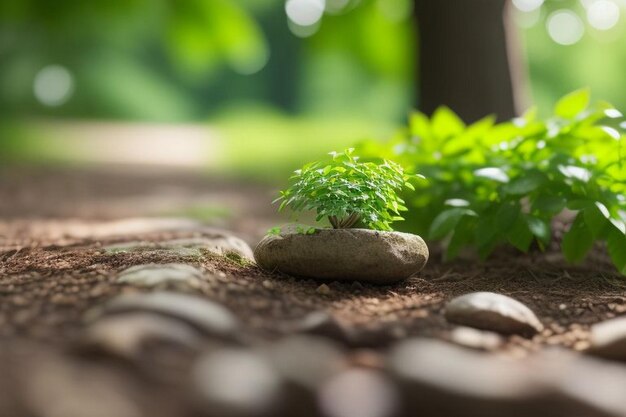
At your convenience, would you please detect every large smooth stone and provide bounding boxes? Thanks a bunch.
[259,335,345,417]
[387,338,542,416]
[253,228,428,284]
[82,313,202,358]
[317,369,400,417]
[192,348,283,417]
[388,339,626,417]
[87,292,240,340]
[588,316,626,361]
[444,292,543,336]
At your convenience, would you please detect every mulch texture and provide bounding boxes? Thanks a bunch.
[1,222,625,355]
[1,165,626,417]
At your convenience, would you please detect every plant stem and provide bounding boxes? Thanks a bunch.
[329,216,339,229]
[329,213,360,229]
[343,212,360,228]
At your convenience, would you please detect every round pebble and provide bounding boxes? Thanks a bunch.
[445,292,544,336]
[116,263,204,288]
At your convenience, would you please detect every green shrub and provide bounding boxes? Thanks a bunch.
[276,148,421,231]
[358,89,626,273]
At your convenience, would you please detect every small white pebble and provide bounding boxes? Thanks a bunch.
[316,284,331,295]
[559,304,567,310]
[262,280,275,290]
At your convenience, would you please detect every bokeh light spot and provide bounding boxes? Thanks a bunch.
[285,0,325,26]
[587,0,620,30]
[33,65,74,107]
[547,10,585,45]
[512,0,544,12]
[514,7,542,28]
[288,19,322,38]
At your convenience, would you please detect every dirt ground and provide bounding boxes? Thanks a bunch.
[1,165,626,416]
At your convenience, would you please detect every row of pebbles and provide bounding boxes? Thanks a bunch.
[6,229,626,417]
[72,254,626,417]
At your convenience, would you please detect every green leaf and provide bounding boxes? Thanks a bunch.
[561,213,594,263]
[495,202,520,230]
[610,218,626,234]
[607,229,626,274]
[409,112,431,139]
[600,126,621,140]
[566,199,594,210]
[555,88,590,119]
[429,208,476,240]
[465,116,496,138]
[583,202,610,238]
[527,216,551,244]
[507,216,533,252]
[446,215,476,260]
[432,106,465,139]
[503,172,545,195]
[475,215,495,246]
[478,236,499,260]
[533,195,566,215]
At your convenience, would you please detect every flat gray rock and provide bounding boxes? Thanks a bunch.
[533,350,626,417]
[87,292,240,340]
[317,369,400,417]
[388,338,542,415]
[444,292,543,336]
[448,326,503,351]
[83,313,202,358]
[260,335,345,391]
[192,348,283,417]
[116,263,204,289]
[388,339,626,417]
[254,228,428,284]
[163,236,254,261]
[588,316,626,361]
[105,234,254,261]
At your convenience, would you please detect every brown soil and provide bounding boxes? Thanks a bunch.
[2,230,624,353]
[1,165,625,416]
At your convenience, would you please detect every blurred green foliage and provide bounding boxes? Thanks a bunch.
[2,0,626,186]
[214,106,395,181]
[2,0,626,123]
[519,0,626,113]
[0,0,413,123]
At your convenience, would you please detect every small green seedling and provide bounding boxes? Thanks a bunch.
[275,148,422,231]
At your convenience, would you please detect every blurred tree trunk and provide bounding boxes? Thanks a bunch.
[414,0,527,122]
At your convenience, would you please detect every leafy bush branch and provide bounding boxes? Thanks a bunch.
[358,89,626,273]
